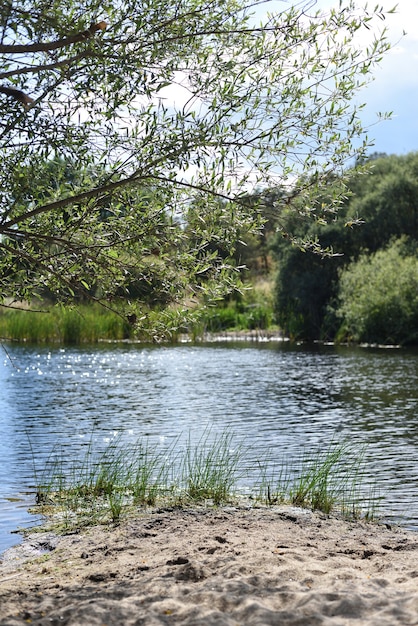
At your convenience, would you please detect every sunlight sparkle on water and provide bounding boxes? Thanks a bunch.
[0,342,417,555]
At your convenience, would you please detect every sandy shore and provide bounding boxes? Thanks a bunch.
[1,505,418,625]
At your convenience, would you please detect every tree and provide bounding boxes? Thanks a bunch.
[0,0,391,335]
[345,152,418,251]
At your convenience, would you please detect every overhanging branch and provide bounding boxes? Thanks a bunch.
[1,171,251,231]
[0,21,107,54]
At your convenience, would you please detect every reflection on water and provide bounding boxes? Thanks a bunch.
[1,342,417,553]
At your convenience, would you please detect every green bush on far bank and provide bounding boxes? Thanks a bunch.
[271,153,418,343]
[334,237,418,345]
[199,302,274,333]
[196,280,277,334]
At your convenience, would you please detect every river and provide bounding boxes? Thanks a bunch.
[1,341,417,554]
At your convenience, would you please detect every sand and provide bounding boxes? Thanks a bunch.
[1,505,418,625]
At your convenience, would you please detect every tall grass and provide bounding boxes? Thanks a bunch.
[0,305,131,344]
[182,430,245,505]
[32,432,381,531]
[34,435,173,527]
[0,280,278,344]
[256,441,380,520]
[289,443,365,515]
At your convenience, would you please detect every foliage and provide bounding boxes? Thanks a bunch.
[272,152,418,340]
[334,237,418,345]
[0,0,391,336]
[199,302,273,333]
[274,239,344,340]
[348,152,418,250]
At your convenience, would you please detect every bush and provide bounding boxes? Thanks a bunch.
[335,238,418,344]
[200,302,273,333]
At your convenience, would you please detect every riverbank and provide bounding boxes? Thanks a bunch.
[178,329,286,343]
[1,506,418,625]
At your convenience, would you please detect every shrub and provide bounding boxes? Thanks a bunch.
[335,238,418,344]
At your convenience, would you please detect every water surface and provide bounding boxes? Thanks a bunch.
[1,342,417,553]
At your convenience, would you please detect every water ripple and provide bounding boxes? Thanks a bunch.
[1,342,417,552]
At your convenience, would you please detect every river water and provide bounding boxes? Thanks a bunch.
[1,341,417,554]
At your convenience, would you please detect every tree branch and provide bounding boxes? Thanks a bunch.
[1,175,147,229]
[0,85,34,107]
[0,169,250,232]
[0,21,107,54]
[0,52,89,79]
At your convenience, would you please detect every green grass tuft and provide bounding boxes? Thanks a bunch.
[182,429,244,505]
[257,440,379,519]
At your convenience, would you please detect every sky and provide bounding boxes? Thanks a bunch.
[313,0,418,156]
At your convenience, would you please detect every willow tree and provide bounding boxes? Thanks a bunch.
[0,0,390,335]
